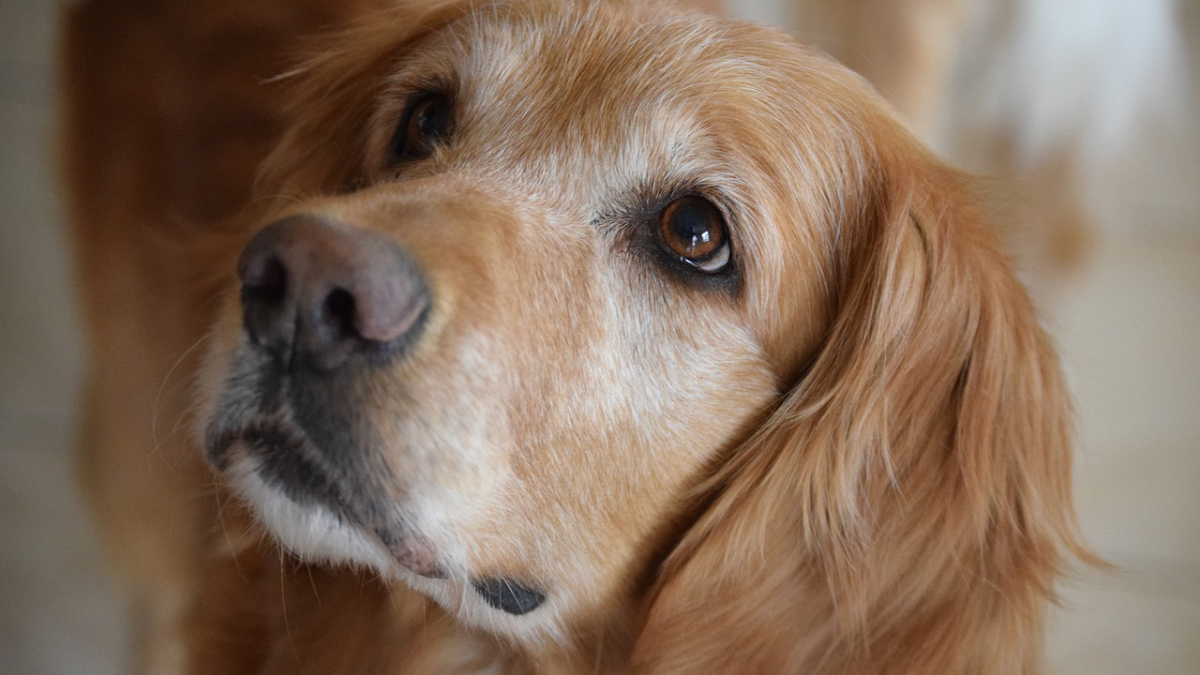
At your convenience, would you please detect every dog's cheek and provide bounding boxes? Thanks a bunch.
[374,328,522,529]
[511,312,774,620]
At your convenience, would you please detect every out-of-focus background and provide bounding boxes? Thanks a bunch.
[1,0,1197,673]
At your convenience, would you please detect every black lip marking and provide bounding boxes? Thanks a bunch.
[245,420,348,512]
[472,577,546,615]
[207,346,452,577]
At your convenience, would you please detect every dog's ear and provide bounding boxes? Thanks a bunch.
[633,129,1088,673]
[255,0,470,198]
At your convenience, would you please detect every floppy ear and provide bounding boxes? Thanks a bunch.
[633,132,1087,674]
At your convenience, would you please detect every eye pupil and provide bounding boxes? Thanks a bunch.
[391,92,454,163]
[414,98,451,142]
[658,196,729,273]
[669,201,714,254]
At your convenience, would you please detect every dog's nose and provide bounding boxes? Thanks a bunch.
[237,215,430,371]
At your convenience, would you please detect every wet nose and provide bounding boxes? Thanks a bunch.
[237,215,430,371]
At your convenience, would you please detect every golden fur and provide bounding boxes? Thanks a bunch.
[63,0,1087,672]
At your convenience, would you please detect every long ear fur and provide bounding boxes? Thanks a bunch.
[633,128,1088,674]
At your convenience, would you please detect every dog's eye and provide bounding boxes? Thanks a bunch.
[657,196,730,273]
[390,92,454,164]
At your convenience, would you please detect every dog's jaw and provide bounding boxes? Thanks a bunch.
[223,451,403,578]
[223,446,575,645]
[199,337,572,642]
[200,334,448,581]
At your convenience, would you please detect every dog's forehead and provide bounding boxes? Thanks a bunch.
[443,2,750,98]
[426,3,798,202]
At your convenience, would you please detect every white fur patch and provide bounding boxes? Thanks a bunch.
[225,451,399,578]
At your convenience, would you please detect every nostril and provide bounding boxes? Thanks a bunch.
[239,252,293,356]
[323,288,357,339]
[241,254,288,305]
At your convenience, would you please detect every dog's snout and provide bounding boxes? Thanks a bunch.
[237,215,430,371]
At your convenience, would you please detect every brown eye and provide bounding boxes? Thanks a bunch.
[390,92,454,164]
[657,196,731,273]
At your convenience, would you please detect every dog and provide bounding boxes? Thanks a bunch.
[63,0,1087,672]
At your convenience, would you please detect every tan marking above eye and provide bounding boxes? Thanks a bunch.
[657,196,730,273]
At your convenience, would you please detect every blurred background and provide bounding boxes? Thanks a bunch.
[2,0,1197,673]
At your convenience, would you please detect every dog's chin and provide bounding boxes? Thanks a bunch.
[223,451,403,578]
[202,384,447,578]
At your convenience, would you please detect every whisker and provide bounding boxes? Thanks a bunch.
[305,565,322,607]
[279,548,301,665]
[151,332,213,458]
[212,484,251,583]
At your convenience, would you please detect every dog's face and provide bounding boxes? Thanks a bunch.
[200,0,917,649]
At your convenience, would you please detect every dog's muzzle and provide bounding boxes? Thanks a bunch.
[203,213,442,575]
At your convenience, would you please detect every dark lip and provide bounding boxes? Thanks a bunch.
[205,412,298,471]
[205,412,363,519]
[205,412,445,578]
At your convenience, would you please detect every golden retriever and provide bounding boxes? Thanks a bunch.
[63,0,1087,672]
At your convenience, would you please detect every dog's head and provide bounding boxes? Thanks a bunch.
[199,0,1080,669]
